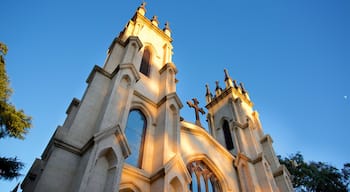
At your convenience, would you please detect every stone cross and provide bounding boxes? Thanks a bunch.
[187,98,205,127]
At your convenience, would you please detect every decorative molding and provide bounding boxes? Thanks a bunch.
[53,139,83,156]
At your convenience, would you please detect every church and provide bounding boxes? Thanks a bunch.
[21,3,293,192]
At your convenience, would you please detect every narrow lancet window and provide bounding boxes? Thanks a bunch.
[125,109,147,168]
[223,120,234,150]
[140,49,151,76]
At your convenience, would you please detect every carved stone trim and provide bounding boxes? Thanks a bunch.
[53,139,83,156]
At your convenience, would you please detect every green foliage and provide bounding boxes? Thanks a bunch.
[0,42,32,139]
[279,152,349,192]
[0,102,32,139]
[0,42,32,180]
[0,157,24,180]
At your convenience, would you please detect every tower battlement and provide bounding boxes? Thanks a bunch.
[205,69,253,109]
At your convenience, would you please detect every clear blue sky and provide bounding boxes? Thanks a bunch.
[1,0,349,191]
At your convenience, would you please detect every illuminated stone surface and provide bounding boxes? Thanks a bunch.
[21,4,293,192]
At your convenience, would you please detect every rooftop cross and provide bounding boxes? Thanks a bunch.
[187,98,205,127]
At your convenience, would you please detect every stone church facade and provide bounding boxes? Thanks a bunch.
[21,4,293,192]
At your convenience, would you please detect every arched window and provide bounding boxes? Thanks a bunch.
[187,161,222,192]
[125,109,147,168]
[223,120,234,151]
[140,49,151,76]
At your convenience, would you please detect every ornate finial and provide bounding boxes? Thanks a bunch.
[205,84,213,103]
[163,21,171,37]
[224,68,230,80]
[205,84,211,96]
[151,16,159,26]
[187,98,205,127]
[239,82,247,94]
[224,68,234,88]
[233,80,239,89]
[141,2,146,8]
[215,81,222,96]
[137,2,146,15]
[163,21,171,31]
[215,81,222,91]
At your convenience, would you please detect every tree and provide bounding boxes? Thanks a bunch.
[0,42,32,180]
[279,152,350,192]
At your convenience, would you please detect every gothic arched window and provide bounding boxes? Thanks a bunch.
[125,109,147,168]
[187,161,222,192]
[223,120,234,151]
[140,49,151,76]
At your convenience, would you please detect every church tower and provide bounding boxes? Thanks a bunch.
[205,69,292,191]
[22,4,182,192]
[22,3,293,192]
